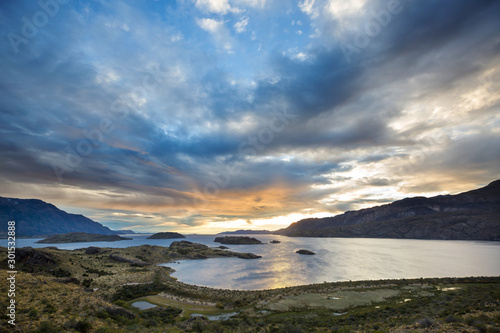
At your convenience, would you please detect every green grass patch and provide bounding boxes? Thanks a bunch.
[130,295,242,318]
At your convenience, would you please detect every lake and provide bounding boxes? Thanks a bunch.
[4,234,500,290]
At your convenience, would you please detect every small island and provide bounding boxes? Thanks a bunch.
[147,232,186,239]
[270,240,281,244]
[296,249,315,255]
[214,236,263,245]
[36,232,132,244]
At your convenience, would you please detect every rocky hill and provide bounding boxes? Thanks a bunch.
[276,180,500,240]
[0,197,116,236]
[147,232,186,239]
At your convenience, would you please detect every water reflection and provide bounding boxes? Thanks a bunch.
[131,301,157,310]
[4,234,499,290]
[161,235,500,290]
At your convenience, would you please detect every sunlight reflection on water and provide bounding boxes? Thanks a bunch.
[159,235,500,290]
[6,234,499,290]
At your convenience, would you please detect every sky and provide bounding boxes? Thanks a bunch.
[0,0,499,233]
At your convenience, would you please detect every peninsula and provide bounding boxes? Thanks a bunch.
[36,232,132,244]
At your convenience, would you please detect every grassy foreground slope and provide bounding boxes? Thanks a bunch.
[1,243,499,332]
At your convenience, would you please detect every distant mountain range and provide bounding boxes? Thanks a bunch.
[218,229,274,235]
[0,197,116,236]
[276,180,500,241]
[112,229,137,235]
[2,180,499,240]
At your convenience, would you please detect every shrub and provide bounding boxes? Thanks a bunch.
[51,268,72,277]
[74,320,93,333]
[36,321,61,333]
[82,278,93,288]
[28,308,39,318]
[279,322,303,333]
[444,314,459,323]
[114,300,127,307]
[96,309,110,319]
[43,303,57,313]
[416,318,434,328]
[139,306,182,324]
[177,248,190,255]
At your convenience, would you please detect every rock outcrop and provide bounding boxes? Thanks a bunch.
[85,246,101,255]
[169,241,261,259]
[296,249,315,255]
[236,253,262,259]
[14,247,57,267]
[109,254,149,266]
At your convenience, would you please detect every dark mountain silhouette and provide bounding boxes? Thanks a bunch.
[276,180,500,240]
[0,197,116,236]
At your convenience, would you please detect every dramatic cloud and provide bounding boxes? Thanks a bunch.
[0,0,499,233]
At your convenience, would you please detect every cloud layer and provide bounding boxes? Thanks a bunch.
[0,0,499,232]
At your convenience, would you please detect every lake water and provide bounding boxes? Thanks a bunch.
[131,301,157,310]
[4,234,500,290]
[191,312,240,321]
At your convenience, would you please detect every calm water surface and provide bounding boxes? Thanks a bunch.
[131,301,157,310]
[4,234,500,290]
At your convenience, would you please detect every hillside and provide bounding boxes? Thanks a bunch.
[0,197,116,236]
[1,247,499,332]
[276,180,500,240]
